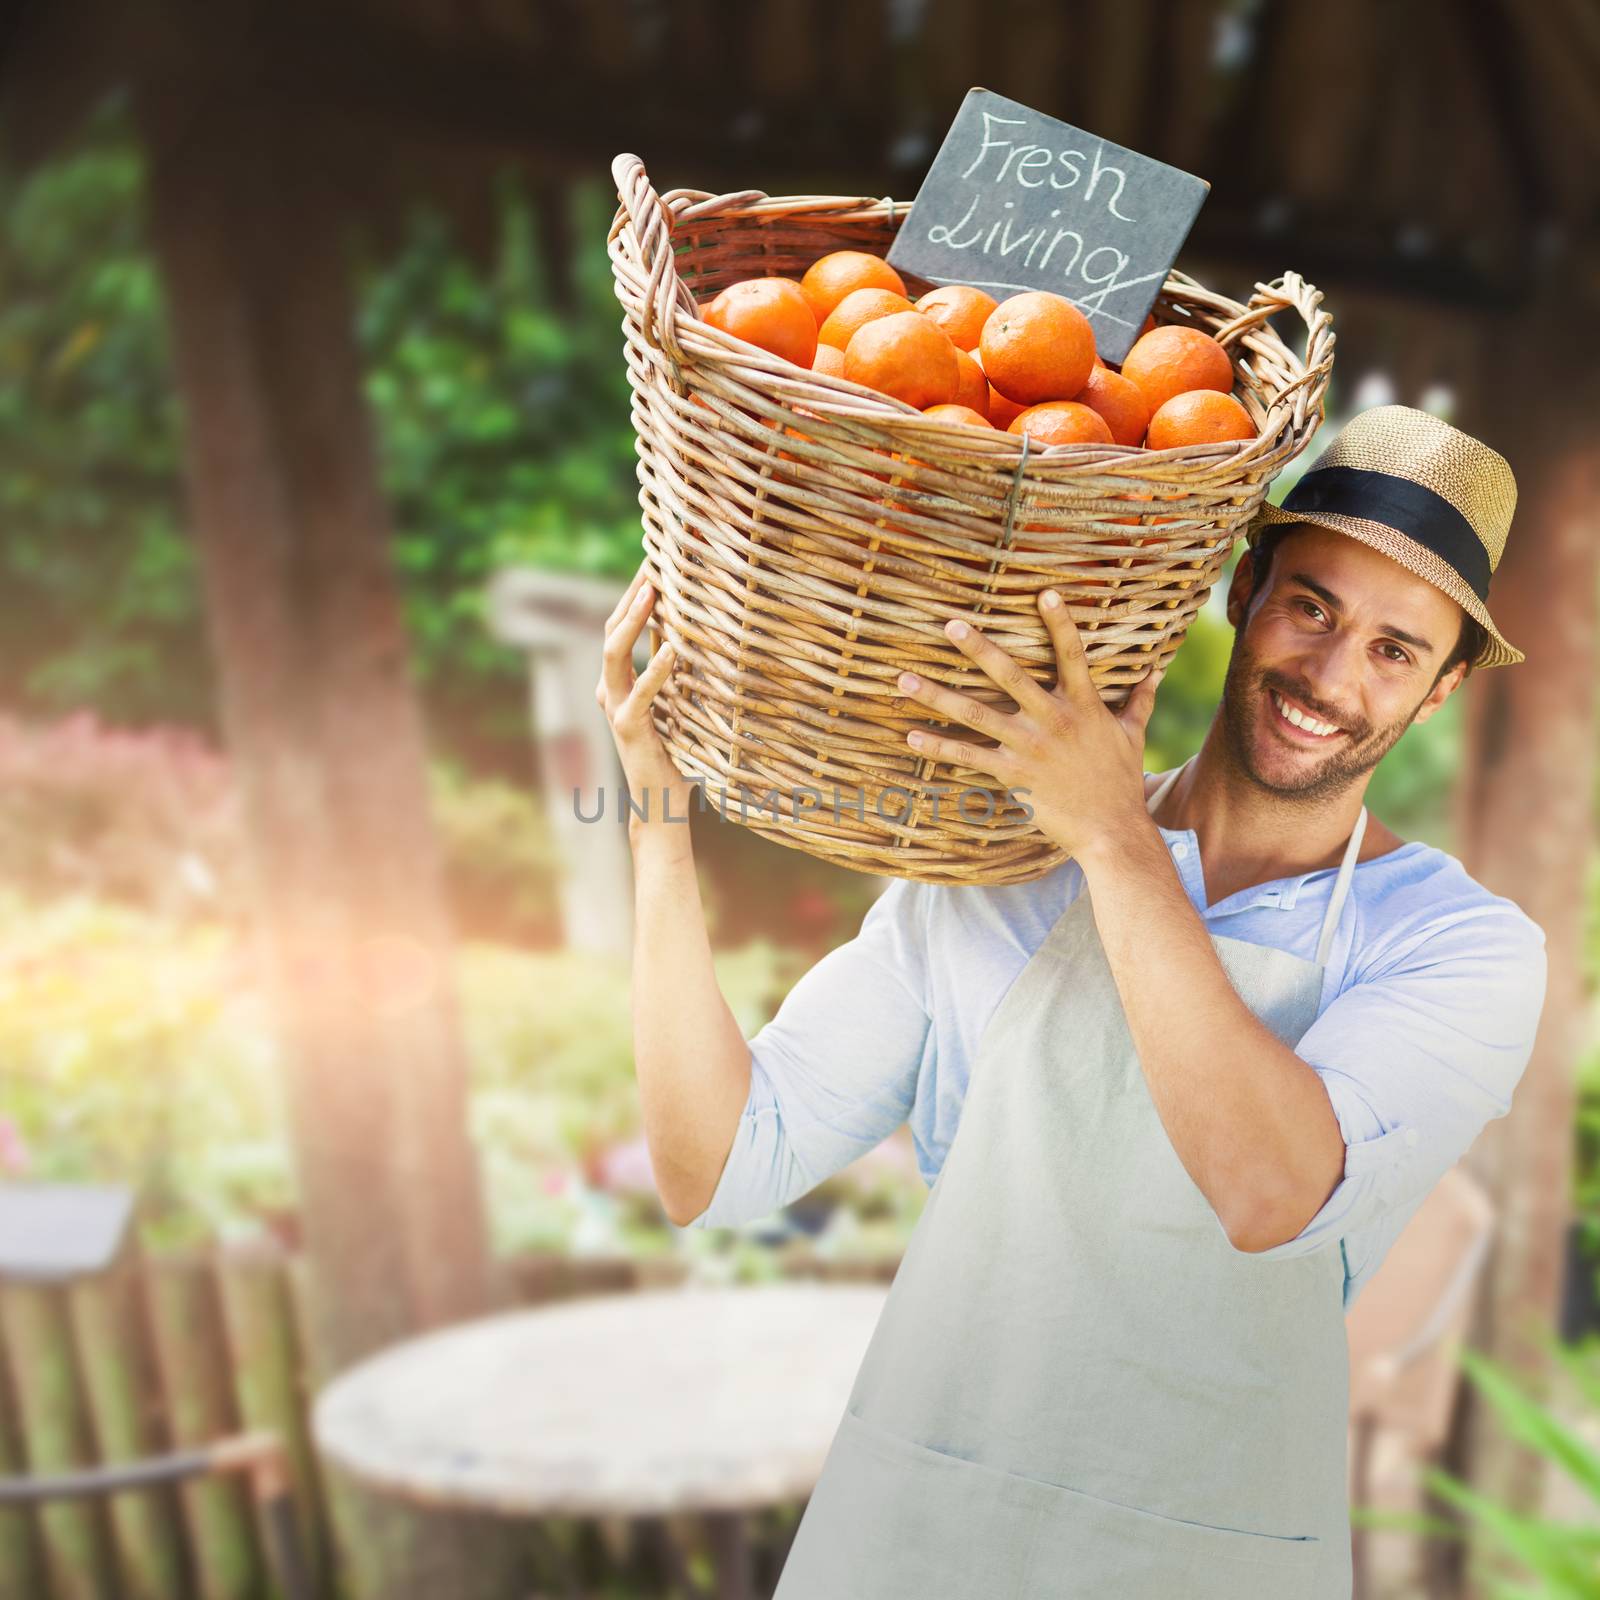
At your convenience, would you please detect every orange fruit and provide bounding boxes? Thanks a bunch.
[1073,367,1150,447]
[922,403,993,429]
[979,291,1097,406]
[1145,390,1256,449]
[1119,325,1234,415]
[844,312,960,409]
[970,346,1022,427]
[818,287,916,350]
[703,277,818,368]
[915,285,999,351]
[812,343,846,377]
[800,251,906,325]
[985,385,1025,429]
[1008,401,1114,447]
[952,348,990,417]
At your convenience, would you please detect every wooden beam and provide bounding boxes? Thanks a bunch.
[1447,277,1600,1598]
[138,81,512,1600]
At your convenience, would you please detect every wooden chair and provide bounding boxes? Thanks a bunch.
[1346,1165,1495,1600]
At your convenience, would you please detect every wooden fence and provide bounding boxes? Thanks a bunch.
[0,1241,895,1599]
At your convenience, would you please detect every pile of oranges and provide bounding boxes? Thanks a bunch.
[700,250,1257,451]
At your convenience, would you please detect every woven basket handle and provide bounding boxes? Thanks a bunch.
[611,153,710,364]
[1212,270,1335,434]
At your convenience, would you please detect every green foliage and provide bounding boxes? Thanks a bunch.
[0,100,647,763]
[0,890,286,1248]
[0,888,791,1254]
[1420,1333,1600,1597]
[1144,605,1233,776]
[0,95,201,726]
[0,703,578,946]
[429,761,563,944]
[355,176,647,757]
[1576,1037,1600,1260]
[463,931,793,1253]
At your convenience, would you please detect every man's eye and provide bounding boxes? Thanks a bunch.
[1297,599,1324,621]
[1381,644,1409,663]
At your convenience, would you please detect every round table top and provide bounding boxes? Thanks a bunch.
[312,1281,889,1517]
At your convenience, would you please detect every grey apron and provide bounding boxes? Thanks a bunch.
[774,754,1369,1599]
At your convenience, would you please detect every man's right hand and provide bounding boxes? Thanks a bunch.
[596,560,694,848]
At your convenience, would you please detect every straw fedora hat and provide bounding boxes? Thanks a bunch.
[1246,404,1522,668]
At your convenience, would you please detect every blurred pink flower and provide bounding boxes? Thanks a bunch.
[846,1132,919,1182]
[596,1133,660,1195]
[0,1118,31,1176]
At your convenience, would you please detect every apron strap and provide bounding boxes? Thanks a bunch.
[1151,754,1367,968]
[1314,802,1368,967]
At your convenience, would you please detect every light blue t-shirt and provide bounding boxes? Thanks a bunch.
[685,773,1548,1310]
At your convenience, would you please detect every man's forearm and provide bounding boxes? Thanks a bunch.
[1075,815,1345,1250]
[629,821,754,1226]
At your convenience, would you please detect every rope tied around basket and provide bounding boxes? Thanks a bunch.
[974,432,1031,613]
[999,433,1032,555]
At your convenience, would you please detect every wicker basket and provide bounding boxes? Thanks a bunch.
[608,152,1334,886]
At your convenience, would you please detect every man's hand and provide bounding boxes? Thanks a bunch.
[896,590,1166,859]
[596,559,696,855]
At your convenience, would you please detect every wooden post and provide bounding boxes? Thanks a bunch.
[138,81,508,1600]
[144,1253,262,1600]
[282,1257,386,1598]
[0,1308,48,1600]
[216,1244,330,1598]
[0,1284,115,1599]
[67,1258,187,1600]
[1446,282,1600,1597]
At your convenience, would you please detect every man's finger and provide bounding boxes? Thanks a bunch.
[619,637,676,730]
[1121,660,1167,731]
[1039,591,1098,708]
[606,562,652,634]
[603,583,655,705]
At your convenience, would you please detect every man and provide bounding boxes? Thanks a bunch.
[601,405,1547,1598]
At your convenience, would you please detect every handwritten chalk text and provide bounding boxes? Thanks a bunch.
[959,113,1136,222]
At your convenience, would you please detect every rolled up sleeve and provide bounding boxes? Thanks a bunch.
[1223,904,1548,1261]
[683,876,933,1229]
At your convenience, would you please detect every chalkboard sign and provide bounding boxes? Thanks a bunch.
[886,89,1210,363]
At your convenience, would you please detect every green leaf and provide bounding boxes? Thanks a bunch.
[1458,1343,1600,1506]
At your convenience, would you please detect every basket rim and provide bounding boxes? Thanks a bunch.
[640,297,1318,472]
[608,155,1332,470]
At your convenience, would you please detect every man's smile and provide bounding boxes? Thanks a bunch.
[1266,686,1346,742]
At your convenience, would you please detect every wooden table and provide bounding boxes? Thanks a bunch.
[312,1281,889,1598]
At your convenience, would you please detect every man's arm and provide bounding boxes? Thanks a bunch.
[639,856,932,1231]
[1077,816,1346,1251]
[630,828,760,1226]
[1077,816,1548,1255]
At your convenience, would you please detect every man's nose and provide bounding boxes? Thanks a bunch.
[1291,632,1364,720]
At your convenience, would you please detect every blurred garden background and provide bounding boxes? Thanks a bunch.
[1,2,1597,1597]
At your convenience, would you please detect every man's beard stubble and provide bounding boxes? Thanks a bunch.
[1218,631,1423,805]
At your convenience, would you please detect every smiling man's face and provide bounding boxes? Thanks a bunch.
[1219,523,1471,802]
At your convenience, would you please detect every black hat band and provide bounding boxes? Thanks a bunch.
[1281,465,1492,602]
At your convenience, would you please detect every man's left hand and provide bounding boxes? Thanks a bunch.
[896,590,1166,860]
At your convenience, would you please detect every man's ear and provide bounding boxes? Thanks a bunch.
[1414,658,1470,724]
[1225,550,1257,630]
